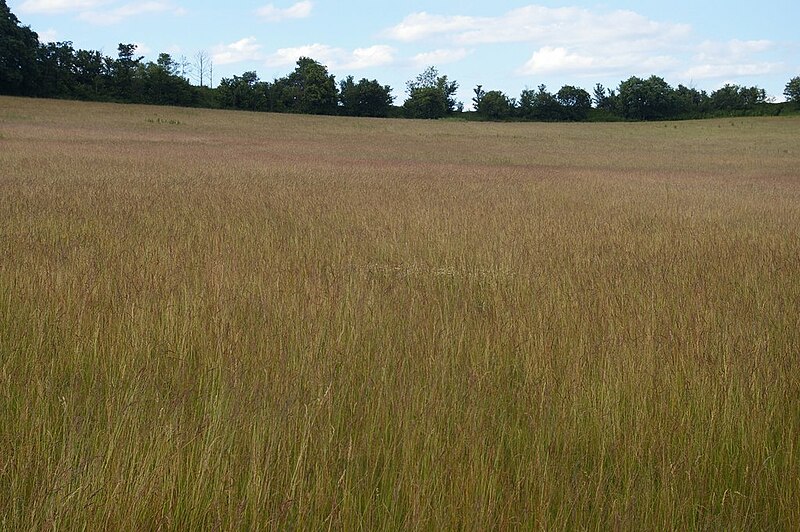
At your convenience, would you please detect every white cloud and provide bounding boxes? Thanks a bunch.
[385,6,697,79]
[211,37,264,66]
[411,48,470,68]
[678,63,782,80]
[132,42,151,56]
[672,39,779,81]
[19,0,185,24]
[386,6,782,83]
[463,7,690,47]
[256,1,312,22]
[38,28,59,42]
[694,39,773,63]
[345,45,396,70]
[517,47,596,75]
[517,46,678,77]
[266,43,330,67]
[78,2,177,25]
[384,6,690,49]
[18,0,109,14]
[384,12,475,42]
[266,44,395,70]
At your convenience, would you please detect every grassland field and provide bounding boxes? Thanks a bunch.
[1,96,799,529]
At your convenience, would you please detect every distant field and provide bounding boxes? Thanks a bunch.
[1,96,799,529]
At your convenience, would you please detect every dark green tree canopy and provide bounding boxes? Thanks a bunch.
[617,75,677,120]
[472,85,486,111]
[404,66,459,118]
[719,84,767,110]
[36,41,76,97]
[0,0,40,95]
[217,71,269,111]
[108,43,144,102]
[518,85,562,121]
[156,53,179,76]
[141,53,195,106]
[475,89,513,120]
[339,76,394,117]
[556,85,592,121]
[72,49,105,99]
[786,76,800,105]
[276,57,338,115]
[673,84,710,116]
[404,86,448,119]
[592,83,616,111]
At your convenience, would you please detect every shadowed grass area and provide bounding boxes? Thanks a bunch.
[1,96,799,529]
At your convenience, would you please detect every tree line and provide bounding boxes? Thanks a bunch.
[472,76,797,122]
[2,0,799,121]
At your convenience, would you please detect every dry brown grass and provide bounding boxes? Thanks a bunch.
[1,96,799,529]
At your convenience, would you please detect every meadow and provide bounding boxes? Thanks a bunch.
[1,96,799,529]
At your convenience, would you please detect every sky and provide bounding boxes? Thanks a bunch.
[10,0,800,107]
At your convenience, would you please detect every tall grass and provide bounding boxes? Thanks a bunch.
[1,97,799,529]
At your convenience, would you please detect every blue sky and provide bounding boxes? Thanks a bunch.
[10,0,799,106]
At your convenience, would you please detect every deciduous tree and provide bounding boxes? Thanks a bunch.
[404,66,459,118]
[37,41,76,97]
[217,71,268,111]
[142,53,195,106]
[786,76,800,106]
[710,84,766,111]
[673,84,710,116]
[518,85,562,121]
[617,75,676,120]
[194,50,211,87]
[556,85,591,121]
[73,49,106,99]
[273,57,338,115]
[476,89,513,120]
[109,43,144,102]
[0,0,40,95]
[339,76,394,117]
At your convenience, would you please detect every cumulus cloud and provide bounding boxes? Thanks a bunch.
[687,39,776,75]
[383,5,698,79]
[256,1,312,22]
[517,47,596,75]
[384,6,690,49]
[78,2,181,25]
[18,0,109,14]
[694,39,774,62]
[385,5,781,83]
[673,39,780,81]
[410,48,470,68]
[517,46,678,77]
[266,44,395,70]
[21,0,184,24]
[463,7,689,48]
[131,42,151,55]
[345,45,396,70]
[37,28,59,42]
[678,63,782,80]
[384,12,475,42]
[211,37,264,66]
